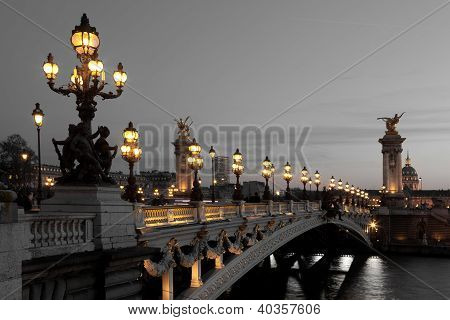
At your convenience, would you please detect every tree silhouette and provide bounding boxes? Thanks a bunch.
[0,134,37,193]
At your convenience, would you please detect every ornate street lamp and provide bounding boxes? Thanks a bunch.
[270,163,276,199]
[21,153,29,161]
[344,182,350,206]
[209,146,216,203]
[300,166,309,200]
[283,162,293,200]
[261,156,273,201]
[121,122,142,202]
[329,176,336,190]
[232,148,244,201]
[337,179,343,204]
[167,184,178,198]
[43,14,126,134]
[314,170,321,192]
[42,14,127,185]
[350,185,355,207]
[188,139,204,202]
[356,187,361,208]
[32,103,44,205]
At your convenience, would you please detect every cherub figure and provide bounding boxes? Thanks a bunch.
[69,123,106,183]
[94,126,118,176]
[52,124,78,175]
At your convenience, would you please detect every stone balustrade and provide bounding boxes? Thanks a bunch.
[204,204,239,221]
[141,205,197,226]
[19,212,96,259]
[139,200,319,228]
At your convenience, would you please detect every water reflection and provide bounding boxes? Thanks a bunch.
[222,254,450,300]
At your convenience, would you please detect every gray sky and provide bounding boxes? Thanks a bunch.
[1,0,450,190]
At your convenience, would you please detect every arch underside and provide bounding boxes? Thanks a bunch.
[180,215,370,300]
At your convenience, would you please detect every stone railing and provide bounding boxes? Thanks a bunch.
[292,201,307,213]
[141,205,197,226]
[204,204,239,221]
[20,212,96,258]
[139,200,322,229]
[242,203,269,217]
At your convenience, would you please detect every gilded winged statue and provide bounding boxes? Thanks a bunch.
[175,116,193,138]
[377,112,404,135]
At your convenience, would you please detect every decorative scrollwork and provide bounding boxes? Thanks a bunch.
[203,229,226,260]
[143,238,177,277]
[174,229,207,268]
[243,225,260,247]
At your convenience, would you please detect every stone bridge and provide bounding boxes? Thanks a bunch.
[0,187,371,300]
[137,201,370,299]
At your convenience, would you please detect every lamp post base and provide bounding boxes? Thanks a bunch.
[263,185,272,201]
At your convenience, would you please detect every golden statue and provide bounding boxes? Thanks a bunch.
[377,112,404,135]
[174,116,193,138]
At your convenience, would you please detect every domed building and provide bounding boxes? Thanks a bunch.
[402,152,419,190]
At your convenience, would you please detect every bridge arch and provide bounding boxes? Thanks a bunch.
[179,215,370,300]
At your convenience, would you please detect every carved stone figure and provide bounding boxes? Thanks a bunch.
[377,112,405,135]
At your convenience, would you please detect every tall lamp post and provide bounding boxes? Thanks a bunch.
[262,156,273,201]
[121,122,142,203]
[300,167,309,200]
[329,176,336,191]
[283,162,293,200]
[314,170,321,199]
[232,149,244,201]
[20,152,29,189]
[344,182,350,207]
[42,14,127,135]
[350,185,355,207]
[356,188,361,208]
[337,179,343,204]
[188,139,204,202]
[32,103,44,205]
[270,163,275,199]
[209,146,216,203]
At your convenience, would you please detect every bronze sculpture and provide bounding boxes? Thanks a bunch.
[377,112,405,135]
[53,123,116,184]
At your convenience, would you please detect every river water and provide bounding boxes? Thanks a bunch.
[221,254,450,300]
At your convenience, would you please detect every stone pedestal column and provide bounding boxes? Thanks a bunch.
[162,268,174,300]
[191,201,205,223]
[0,190,30,300]
[267,200,273,216]
[234,200,245,217]
[288,200,294,213]
[215,255,224,269]
[173,136,192,196]
[190,260,203,288]
[379,133,406,208]
[40,185,137,250]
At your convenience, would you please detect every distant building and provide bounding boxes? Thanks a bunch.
[215,156,230,186]
[31,164,62,189]
[402,152,420,191]
[140,170,176,192]
[242,181,265,199]
[111,170,175,200]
